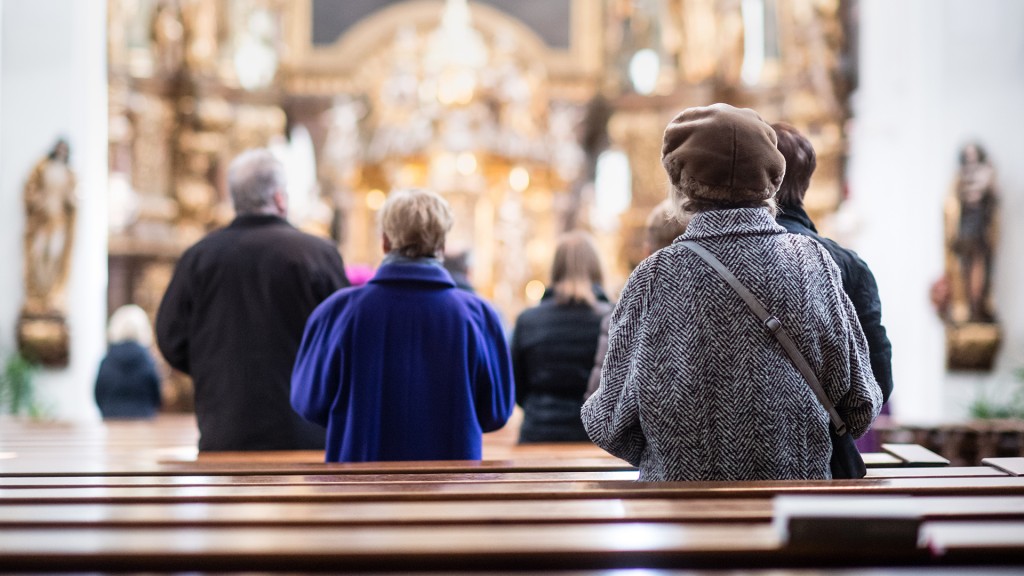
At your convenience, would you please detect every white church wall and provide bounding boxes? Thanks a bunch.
[0,0,107,421]
[849,0,1024,424]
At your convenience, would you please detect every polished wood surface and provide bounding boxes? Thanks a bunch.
[3,414,1024,572]
[982,457,1024,476]
[3,521,1024,572]
[2,496,1024,528]
[0,470,639,486]
[883,443,952,467]
[6,477,1024,505]
[0,414,958,476]
[866,466,1006,478]
[1,466,1007,487]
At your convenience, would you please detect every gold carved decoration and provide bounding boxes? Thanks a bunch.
[107,0,853,327]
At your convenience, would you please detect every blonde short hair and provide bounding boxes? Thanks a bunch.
[107,304,153,347]
[379,189,454,259]
[551,230,604,307]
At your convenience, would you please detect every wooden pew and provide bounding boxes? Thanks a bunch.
[2,416,1022,572]
[1,519,1023,572]
[0,464,1004,487]
[2,495,1024,528]
[0,414,952,476]
[4,476,1024,505]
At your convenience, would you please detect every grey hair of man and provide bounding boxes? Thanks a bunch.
[227,148,288,216]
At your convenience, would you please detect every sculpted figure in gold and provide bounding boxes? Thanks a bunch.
[19,139,77,366]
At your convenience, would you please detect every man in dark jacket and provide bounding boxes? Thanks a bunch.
[156,149,349,451]
[772,123,893,404]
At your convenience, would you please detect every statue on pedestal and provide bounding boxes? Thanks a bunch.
[940,142,1001,370]
[19,139,77,367]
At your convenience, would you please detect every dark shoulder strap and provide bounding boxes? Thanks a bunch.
[679,240,848,436]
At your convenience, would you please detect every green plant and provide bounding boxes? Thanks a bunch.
[0,352,39,416]
[969,368,1024,420]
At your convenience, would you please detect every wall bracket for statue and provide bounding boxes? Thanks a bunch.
[936,142,1001,371]
[18,139,77,368]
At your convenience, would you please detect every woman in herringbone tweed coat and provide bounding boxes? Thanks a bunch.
[582,104,881,481]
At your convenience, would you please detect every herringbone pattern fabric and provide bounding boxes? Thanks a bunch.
[582,208,881,481]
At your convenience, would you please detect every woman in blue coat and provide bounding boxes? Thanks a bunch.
[291,189,515,462]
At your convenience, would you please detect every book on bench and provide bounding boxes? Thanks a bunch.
[773,495,923,550]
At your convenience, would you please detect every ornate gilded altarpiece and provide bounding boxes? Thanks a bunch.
[107,0,852,409]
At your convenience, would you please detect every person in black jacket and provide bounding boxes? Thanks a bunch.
[156,149,349,451]
[95,304,161,419]
[512,230,610,443]
[772,123,893,405]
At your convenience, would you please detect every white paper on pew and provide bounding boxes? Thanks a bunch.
[773,495,923,549]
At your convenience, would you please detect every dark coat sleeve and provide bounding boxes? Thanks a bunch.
[584,314,611,401]
[842,256,894,403]
[144,349,163,410]
[510,317,529,408]
[155,250,195,375]
[472,303,515,433]
[312,242,350,302]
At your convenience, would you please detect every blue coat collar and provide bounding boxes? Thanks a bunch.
[371,262,457,288]
[679,208,787,242]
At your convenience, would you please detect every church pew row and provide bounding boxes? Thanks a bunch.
[1,519,1023,571]
[4,475,1024,504]
[0,465,1009,491]
[0,415,947,468]
[3,417,1018,572]
[1,472,1022,570]
[0,446,950,478]
[1,495,1023,527]
[1,447,1021,566]
[0,454,917,476]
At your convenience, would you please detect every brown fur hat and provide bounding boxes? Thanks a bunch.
[662,103,785,205]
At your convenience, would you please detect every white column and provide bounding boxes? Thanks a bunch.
[0,0,107,421]
[849,0,1024,423]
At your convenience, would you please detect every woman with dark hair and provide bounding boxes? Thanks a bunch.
[583,104,880,481]
[512,231,610,443]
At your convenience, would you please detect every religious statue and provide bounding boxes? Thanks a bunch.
[182,0,219,73]
[23,139,77,315]
[151,0,184,75]
[18,139,78,366]
[940,142,1001,370]
[946,143,999,323]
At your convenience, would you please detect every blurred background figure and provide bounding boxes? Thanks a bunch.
[512,230,610,443]
[644,198,692,256]
[344,264,376,287]
[443,250,474,292]
[95,304,162,419]
[586,198,691,400]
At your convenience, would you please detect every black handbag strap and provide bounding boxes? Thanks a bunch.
[678,240,848,436]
